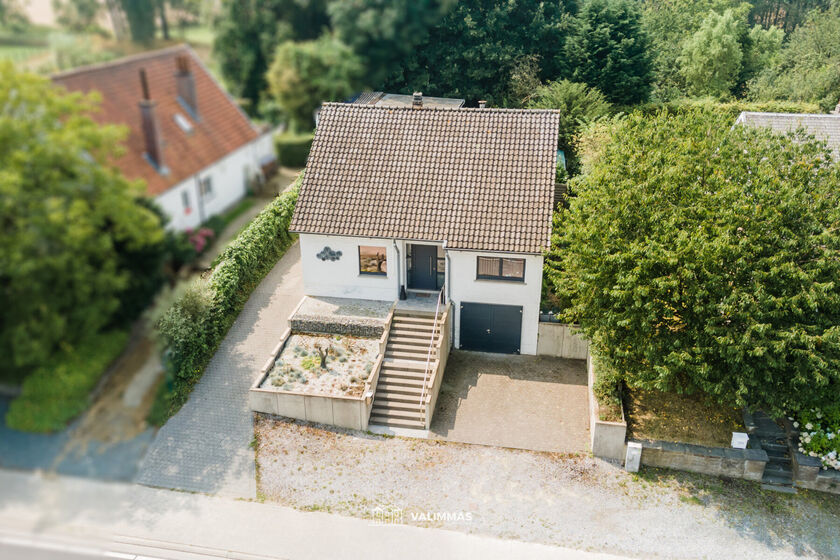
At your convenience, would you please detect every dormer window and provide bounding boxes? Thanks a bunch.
[174,112,194,134]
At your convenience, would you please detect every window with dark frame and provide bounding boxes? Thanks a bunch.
[476,256,525,282]
[359,246,387,275]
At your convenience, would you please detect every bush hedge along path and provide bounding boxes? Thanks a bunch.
[136,183,302,497]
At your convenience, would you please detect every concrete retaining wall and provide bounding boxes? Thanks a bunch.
[636,439,768,481]
[537,323,589,360]
[587,352,627,461]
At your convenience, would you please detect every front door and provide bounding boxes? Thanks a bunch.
[410,244,437,290]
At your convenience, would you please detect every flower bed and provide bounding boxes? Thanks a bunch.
[260,334,377,398]
[791,407,840,471]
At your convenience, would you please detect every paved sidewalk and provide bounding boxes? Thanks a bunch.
[0,470,626,560]
[135,241,303,497]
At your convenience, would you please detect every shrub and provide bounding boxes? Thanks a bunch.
[151,179,301,424]
[792,407,840,471]
[5,330,129,432]
[274,132,314,168]
[553,107,840,415]
[592,355,623,422]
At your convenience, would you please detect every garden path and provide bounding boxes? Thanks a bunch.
[134,240,303,497]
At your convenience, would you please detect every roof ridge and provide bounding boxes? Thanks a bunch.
[51,44,190,80]
[740,111,836,118]
[321,102,560,114]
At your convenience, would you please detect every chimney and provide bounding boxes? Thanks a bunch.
[138,68,167,174]
[412,91,423,109]
[175,54,198,118]
[478,100,487,109]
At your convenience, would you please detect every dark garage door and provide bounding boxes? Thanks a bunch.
[460,302,522,354]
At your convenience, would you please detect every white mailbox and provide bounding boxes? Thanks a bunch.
[731,432,749,449]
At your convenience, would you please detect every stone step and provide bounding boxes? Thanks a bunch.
[394,309,438,319]
[381,359,428,371]
[390,328,437,340]
[764,463,793,476]
[374,390,424,403]
[369,415,425,429]
[376,382,424,394]
[377,374,425,386]
[392,315,437,325]
[765,451,791,464]
[379,368,429,381]
[761,481,797,494]
[387,336,430,347]
[372,399,424,412]
[385,350,432,361]
[760,440,788,452]
[371,406,425,421]
[387,343,433,354]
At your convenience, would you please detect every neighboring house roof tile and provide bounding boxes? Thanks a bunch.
[736,111,840,159]
[52,45,260,197]
[290,103,560,254]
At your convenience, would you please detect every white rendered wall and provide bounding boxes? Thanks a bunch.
[447,250,543,355]
[154,132,275,231]
[299,234,403,301]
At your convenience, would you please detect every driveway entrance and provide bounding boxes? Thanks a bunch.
[430,351,589,453]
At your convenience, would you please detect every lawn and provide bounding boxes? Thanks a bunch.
[178,25,214,46]
[624,387,745,447]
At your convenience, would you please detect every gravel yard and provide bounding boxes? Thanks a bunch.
[255,414,840,560]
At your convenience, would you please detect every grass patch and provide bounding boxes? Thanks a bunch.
[178,25,215,46]
[625,387,744,447]
[5,330,130,432]
[221,196,257,227]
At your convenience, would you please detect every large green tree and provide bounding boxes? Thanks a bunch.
[328,0,447,87]
[0,64,163,379]
[387,0,576,105]
[550,107,840,414]
[267,35,363,130]
[527,79,611,175]
[749,2,840,111]
[565,0,653,105]
[679,9,744,97]
[119,0,156,42]
[214,0,329,113]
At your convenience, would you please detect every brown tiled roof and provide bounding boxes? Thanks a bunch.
[736,111,840,160]
[290,104,560,254]
[52,45,260,196]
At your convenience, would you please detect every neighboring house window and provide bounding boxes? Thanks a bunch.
[476,256,525,282]
[174,112,194,134]
[181,190,191,214]
[199,177,213,199]
[359,246,387,275]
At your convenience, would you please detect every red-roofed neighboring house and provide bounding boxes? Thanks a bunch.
[52,45,276,231]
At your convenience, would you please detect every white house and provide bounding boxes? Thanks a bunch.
[734,111,840,160]
[290,100,560,355]
[53,45,276,231]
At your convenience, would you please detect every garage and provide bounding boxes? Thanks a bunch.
[459,302,522,354]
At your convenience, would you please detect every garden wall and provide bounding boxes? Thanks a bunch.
[791,451,840,494]
[587,352,627,461]
[537,322,589,360]
[635,439,768,481]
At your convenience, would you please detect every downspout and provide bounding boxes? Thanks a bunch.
[194,175,206,224]
[443,240,453,349]
[393,239,406,300]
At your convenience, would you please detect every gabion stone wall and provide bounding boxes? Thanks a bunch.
[290,313,384,338]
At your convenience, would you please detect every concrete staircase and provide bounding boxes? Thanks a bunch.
[369,309,442,429]
[751,411,796,493]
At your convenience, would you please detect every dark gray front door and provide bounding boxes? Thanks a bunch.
[460,302,522,354]
[410,244,437,290]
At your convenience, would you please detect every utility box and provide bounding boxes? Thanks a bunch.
[731,432,749,449]
[625,441,642,472]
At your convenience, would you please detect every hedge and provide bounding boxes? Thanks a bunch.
[152,178,301,424]
[274,132,314,168]
[5,330,130,432]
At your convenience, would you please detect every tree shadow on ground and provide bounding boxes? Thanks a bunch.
[633,466,840,558]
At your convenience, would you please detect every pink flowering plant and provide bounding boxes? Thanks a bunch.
[791,406,840,471]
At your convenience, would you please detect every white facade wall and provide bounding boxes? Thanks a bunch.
[299,233,543,355]
[299,233,403,301]
[154,132,275,231]
[447,250,543,355]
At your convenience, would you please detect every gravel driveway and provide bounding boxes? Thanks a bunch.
[255,414,840,560]
[135,241,302,497]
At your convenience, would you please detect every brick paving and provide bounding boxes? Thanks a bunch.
[135,241,302,497]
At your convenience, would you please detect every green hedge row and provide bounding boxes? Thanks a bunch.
[153,180,301,423]
[274,132,314,168]
[5,330,130,432]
